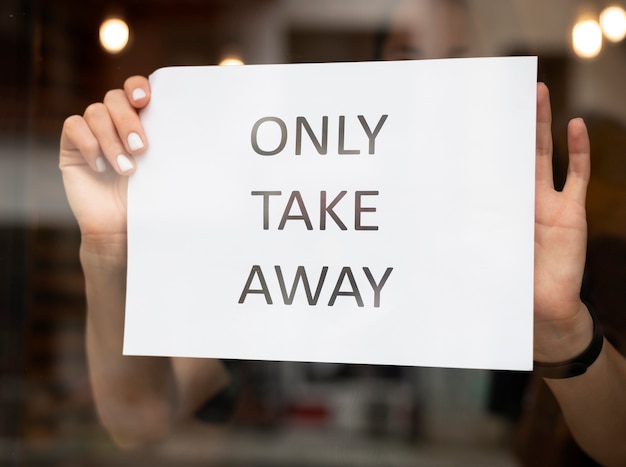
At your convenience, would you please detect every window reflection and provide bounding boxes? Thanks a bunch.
[380,0,470,60]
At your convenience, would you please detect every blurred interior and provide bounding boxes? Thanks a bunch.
[2,0,626,465]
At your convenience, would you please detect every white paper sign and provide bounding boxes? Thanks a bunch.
[124,57,537,371]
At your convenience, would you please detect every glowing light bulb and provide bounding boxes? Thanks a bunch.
[572,19,603,58]
[600,5,626,42]
[219,56,244,66]
[99,18,130,54]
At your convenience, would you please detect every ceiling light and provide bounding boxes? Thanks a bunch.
[100,18,130,54]
[572,19,603,58]
[600,5,626,42]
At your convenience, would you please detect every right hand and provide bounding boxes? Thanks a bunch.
[533,83,592,362]
[60,76,150,252]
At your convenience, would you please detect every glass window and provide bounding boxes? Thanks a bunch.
[3,1,626,465]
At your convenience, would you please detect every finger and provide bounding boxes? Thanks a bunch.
[83,102,135,175]
[562,117,591,205]
[60,115,107,173]
[124,75,150,108]
[536,83,554,190]
[103,89,147,155]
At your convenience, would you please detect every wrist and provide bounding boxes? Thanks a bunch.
[80,233,128,271]
[534,301,594,363]
[534,302,604,379]
[80,234,128,346]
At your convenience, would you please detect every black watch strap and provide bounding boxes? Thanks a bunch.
[534,303,604,379]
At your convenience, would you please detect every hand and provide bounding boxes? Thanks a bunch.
[533,83,592,361]
[59,76,150,254]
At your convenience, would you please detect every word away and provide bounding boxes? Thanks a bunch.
[239,265,393,307]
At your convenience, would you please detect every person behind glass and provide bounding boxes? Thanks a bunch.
[59,0,626,464]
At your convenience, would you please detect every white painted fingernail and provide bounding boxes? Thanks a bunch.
[95,156,107,173]
[132,88,147,101]
[116,154,134,173]
[127,132,144,151]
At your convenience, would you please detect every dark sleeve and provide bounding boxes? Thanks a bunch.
[194,360,241,424]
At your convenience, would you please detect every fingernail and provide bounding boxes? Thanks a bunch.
[95,156,107,173]
[127,132,144,151]
[132,88,147,101]
[117,154,134,173]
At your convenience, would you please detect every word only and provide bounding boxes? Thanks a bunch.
[251,115,388,156]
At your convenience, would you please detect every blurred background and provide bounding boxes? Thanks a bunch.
[2,0,626,465]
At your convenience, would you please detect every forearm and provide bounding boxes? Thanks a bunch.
[81,238,230,447]
[545,341,626,466]
[81,238,176,447]
[535,302,626,466]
